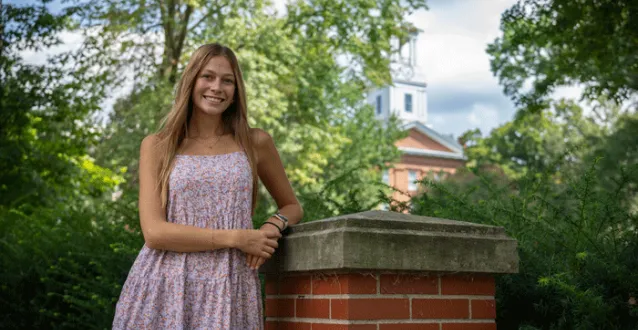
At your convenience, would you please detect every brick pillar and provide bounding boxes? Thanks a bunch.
[261,211,518,330]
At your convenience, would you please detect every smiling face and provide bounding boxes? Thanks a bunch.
[191,56,236,117]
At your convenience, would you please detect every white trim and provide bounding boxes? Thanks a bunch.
[402,121,464,154]
[394,80,427,88]
[399,147,466,160]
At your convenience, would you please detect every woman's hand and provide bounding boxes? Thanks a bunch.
[246,223,281,270]
[234,229,280,263]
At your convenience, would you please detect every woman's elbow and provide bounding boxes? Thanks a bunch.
[142,227,163,250]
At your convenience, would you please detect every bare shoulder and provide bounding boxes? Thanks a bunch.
[140,134,162,161]
[250,128,274,149]
[141,134,161,149]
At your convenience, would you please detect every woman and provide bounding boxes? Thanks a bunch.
[112,43,303,329]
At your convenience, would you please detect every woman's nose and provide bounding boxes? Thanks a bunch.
[209,78,222,90]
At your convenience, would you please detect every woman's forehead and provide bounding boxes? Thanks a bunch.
[201,56,233,75]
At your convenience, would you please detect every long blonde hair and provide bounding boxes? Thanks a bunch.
[154,43,258,214]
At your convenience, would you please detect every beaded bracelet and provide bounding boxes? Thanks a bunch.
[262,221,283,232]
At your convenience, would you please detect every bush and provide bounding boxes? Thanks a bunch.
[0,199,142,330]
[411,160,638,329]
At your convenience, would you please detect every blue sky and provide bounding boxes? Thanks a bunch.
[17,0,582,138]
[406,0,517,138]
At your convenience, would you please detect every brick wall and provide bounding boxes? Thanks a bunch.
[265,272,497,330]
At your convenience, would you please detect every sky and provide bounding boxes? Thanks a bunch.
[402,0,579,138]
[407,0,519,138]
[17,0,583,138]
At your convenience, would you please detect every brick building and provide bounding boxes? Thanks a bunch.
[367,29,465,205]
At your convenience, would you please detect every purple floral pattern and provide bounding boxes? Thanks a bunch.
[113,151,262,329]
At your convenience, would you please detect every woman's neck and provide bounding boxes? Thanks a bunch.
[188,111,225,138]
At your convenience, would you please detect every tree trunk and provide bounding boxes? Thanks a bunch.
[158,0,192,84]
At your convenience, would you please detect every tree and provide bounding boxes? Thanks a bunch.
[0,1,118,208]
[1,3,133,328]
[80,0,426,218]
[459,99,614,179]
[413,100,638,330]
[487,0,638,113]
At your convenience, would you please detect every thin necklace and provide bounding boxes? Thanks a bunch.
[189,134,224,150]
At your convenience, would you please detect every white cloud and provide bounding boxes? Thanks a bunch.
[270,0,289,16]
[400,0,520,137]
[409,1,515,87]
[431,114,446,126]
[430,102,504,137]
[467,103,501,132]
[20,30,84,65]
[553,85,585,101]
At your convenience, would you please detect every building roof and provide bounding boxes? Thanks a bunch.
[398,147,466,160]
[401,121,465,154]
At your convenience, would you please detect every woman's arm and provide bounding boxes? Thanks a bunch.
[247,128,304,269]
[251,128,304,226]
[138,135,279,255]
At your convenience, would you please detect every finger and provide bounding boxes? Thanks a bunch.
[247,254,253,267]
[265,239,279,249]
[264,230,282,239]
[256,257,266,268]
[260,251,272,259]
[264,246,275,255]
[249,254,256,269]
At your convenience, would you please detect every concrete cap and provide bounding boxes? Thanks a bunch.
[261,210,519,274]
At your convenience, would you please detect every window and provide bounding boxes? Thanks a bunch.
[404,93,413,113]
[376,95,382,115]
[408,170,418,191]
[382,170,389,185]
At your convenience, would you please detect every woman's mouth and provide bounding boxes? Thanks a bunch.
[203,95,224,104]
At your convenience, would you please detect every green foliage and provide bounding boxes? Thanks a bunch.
[281,112,405,223]
[2,0,420,328]
[488,0,638,112]
[413,109,638,329]
[1,3,136,329]
[459,99,617,180]
[0,202,142,329]
[462,1,638,327]
[87,0,422,222]
[1,2,114,208]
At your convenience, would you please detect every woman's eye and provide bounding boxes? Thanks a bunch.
[224,79,234,84]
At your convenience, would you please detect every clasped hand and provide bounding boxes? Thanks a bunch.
[235,225,281,270]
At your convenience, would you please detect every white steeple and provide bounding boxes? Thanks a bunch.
[367,28,428,125]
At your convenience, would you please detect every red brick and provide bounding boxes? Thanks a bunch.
[265,276,279,295]
[265,321,312,330]
[471,299,496,319]
[380,324,439,330]
[279,275,312,295]
[312,324,377,330]
[296,298,330,318]
[442,322,496,330]
[265,298,295,317]
[412,299,469,319]
[331,298,409,320]
[441,275,495,296]
[380,274,438,294]
[312,273,377,295]
[265,321,277,330]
